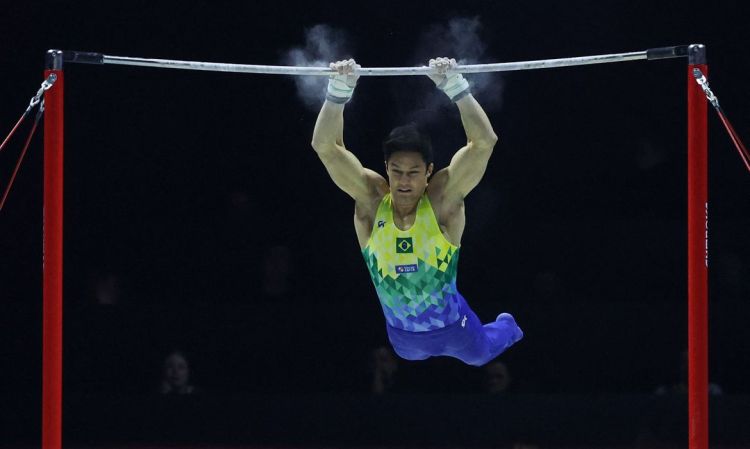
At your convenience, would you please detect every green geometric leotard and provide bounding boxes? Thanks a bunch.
[361,193,462,332]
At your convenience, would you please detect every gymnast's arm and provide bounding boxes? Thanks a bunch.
[441,94,499,199]
[426,57,498,201]
[311,99,385,201]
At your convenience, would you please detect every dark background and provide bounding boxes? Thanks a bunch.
[2,1,749,448]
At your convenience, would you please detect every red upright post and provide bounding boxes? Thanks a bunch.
[43,50,64,449]
[687,44,708,449]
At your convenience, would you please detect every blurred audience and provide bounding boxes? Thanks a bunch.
[654,349,722,396]
[262,244,295,299]
[530,270,565,302]
[483,360,513,395]
[159,350,200,395]
[369,345,399,395]
[634,139,667,172]
[714,251,748,303]
[512,443,541,449]
[89,271,126,306]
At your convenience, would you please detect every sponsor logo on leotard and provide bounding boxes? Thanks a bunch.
[395,264,418,274]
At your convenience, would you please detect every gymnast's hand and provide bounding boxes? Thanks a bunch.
[326,58,360,104]
[428,57,471,102]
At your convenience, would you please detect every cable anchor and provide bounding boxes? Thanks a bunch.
[26,74,57,114]
[692,68,718,108]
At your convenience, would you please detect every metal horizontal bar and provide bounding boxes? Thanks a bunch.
[98,50,652,76]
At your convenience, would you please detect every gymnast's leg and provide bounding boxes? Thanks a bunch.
[385,297,522,366]
[444,300,524,367]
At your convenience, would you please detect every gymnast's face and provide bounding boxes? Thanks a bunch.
[385,151,433,204]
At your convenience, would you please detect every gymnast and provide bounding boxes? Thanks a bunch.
[311,57,523,367]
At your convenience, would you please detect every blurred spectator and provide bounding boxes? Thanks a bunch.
[512,443,540,449]
[159,350,200,395]
[654,349,723,396]
[262,244,294,299]
[89,271,125,306]
[530,270,565,302]
[369,345,399,395]
[714,251,747,303]
[634,139,666,172]
[483,360,513,395]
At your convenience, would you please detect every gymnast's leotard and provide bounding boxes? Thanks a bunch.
[361,193,523,366]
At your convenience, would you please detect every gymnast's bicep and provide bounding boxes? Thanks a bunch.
[316,145,386,201]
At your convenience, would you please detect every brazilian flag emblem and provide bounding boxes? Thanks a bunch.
[396,237,413,253]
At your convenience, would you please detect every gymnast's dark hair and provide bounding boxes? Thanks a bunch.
[382,123,433,166]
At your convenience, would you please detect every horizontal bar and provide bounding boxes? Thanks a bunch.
[54,46,691,76]
[647,45,689,60]
[63,50,103,65]
[102,51,649,75]
[104,51,649,75]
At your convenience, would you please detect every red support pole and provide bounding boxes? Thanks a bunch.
[43,51,64,449]
[687,45,708,449]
